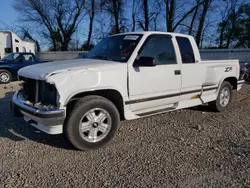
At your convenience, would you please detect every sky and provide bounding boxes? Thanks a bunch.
[0,0,18,29]
[0,0,228,49]
[0,0,89,50]
[1,0,250,50]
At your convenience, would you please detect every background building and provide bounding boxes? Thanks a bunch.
[0,30,35,58]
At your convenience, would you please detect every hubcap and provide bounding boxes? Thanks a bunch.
[0,73,10,83]
[79,108,112,143]
[219,87,230,107]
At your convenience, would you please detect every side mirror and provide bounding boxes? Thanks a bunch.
[134,56,156,67]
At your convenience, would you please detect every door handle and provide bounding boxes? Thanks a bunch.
[174,70,181,75]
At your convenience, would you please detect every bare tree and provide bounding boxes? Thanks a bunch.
[22,28,41,52]
[225,0,243,48]
[217,0,248,48]
[217,0,232,48]
[13,0,86,51]
[164,0,205,32]
[94,11,109,40]
[196,0,213,48]
[188,0,200,35]
[85,0,96,50]
[131,0,140,31]
[138,0,162,31]
[141,0,150,31]
[165,0,175,32]
[100,0,125,34]
[151,0,162,31]
[137,0,162,31]
[11,0,250,51]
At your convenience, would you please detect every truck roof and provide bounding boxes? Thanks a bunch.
[112,31,192,38]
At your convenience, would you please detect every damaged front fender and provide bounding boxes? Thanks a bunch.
[45,68,101,107]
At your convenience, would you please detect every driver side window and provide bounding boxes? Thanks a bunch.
[16,54,25,63]
[139,35,177,65]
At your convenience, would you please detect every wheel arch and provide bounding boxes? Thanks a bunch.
[223,77,237,90]
[66,89,125,120]
[0,67,12,74]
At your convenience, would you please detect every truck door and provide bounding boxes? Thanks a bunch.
[128,34,182,112]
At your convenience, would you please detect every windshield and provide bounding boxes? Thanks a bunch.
[2,53,20,61]
[86,34,143,62]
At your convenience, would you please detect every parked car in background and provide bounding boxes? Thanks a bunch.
[0,52,46,84]
[12,31,244,151]
[240,62,250,83]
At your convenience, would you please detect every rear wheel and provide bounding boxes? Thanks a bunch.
[0,70,12,84]
[64,96,120,151]
[209,81,233,112]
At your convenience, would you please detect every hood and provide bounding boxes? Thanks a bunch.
[18,58,122,80]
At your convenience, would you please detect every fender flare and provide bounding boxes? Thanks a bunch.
[63,87,126,106]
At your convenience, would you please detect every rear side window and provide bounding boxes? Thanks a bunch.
[176,37,195,64]
[23,54,34,62]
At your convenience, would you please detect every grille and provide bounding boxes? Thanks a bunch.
[19,76,57,106]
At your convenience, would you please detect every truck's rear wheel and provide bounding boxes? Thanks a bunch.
[0,70,12,84]
[64,96,120,151]
[209,81,233,112]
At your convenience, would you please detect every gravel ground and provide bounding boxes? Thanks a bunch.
[0,82,250,188]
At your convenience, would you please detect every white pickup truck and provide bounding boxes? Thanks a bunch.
[11,32,245,151]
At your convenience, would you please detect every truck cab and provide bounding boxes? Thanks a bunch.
[11,32,244,151]
[127,33,203,114]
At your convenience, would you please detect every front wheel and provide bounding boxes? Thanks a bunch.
[0,70,12,84]
[64,96,120,151]
[209,81,233,112]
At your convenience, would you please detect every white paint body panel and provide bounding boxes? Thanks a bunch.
[16,31,242,134]
[18,58,129,107]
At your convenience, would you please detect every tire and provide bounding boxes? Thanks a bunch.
[209,81,233,112]
[0,70,12,84]
[64,95,120,151]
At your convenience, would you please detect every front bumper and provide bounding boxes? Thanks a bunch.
[11,91,65,134]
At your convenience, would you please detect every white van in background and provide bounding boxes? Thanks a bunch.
[0,30,35,59]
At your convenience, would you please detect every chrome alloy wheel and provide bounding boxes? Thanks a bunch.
[0,72,10,83]
[219,87,231,107]
[79,108,112,143]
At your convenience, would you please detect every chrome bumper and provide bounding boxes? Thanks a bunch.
[11,91,66,126]
[238,80,245,84]
[237,80,245,91]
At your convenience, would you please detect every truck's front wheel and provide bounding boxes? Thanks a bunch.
[209,81,233,112]
[64,96,120,151]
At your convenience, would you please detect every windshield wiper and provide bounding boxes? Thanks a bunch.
[91,55,112,61]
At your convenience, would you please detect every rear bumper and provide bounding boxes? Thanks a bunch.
[237,79,245,91]
[11,91,65,134]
